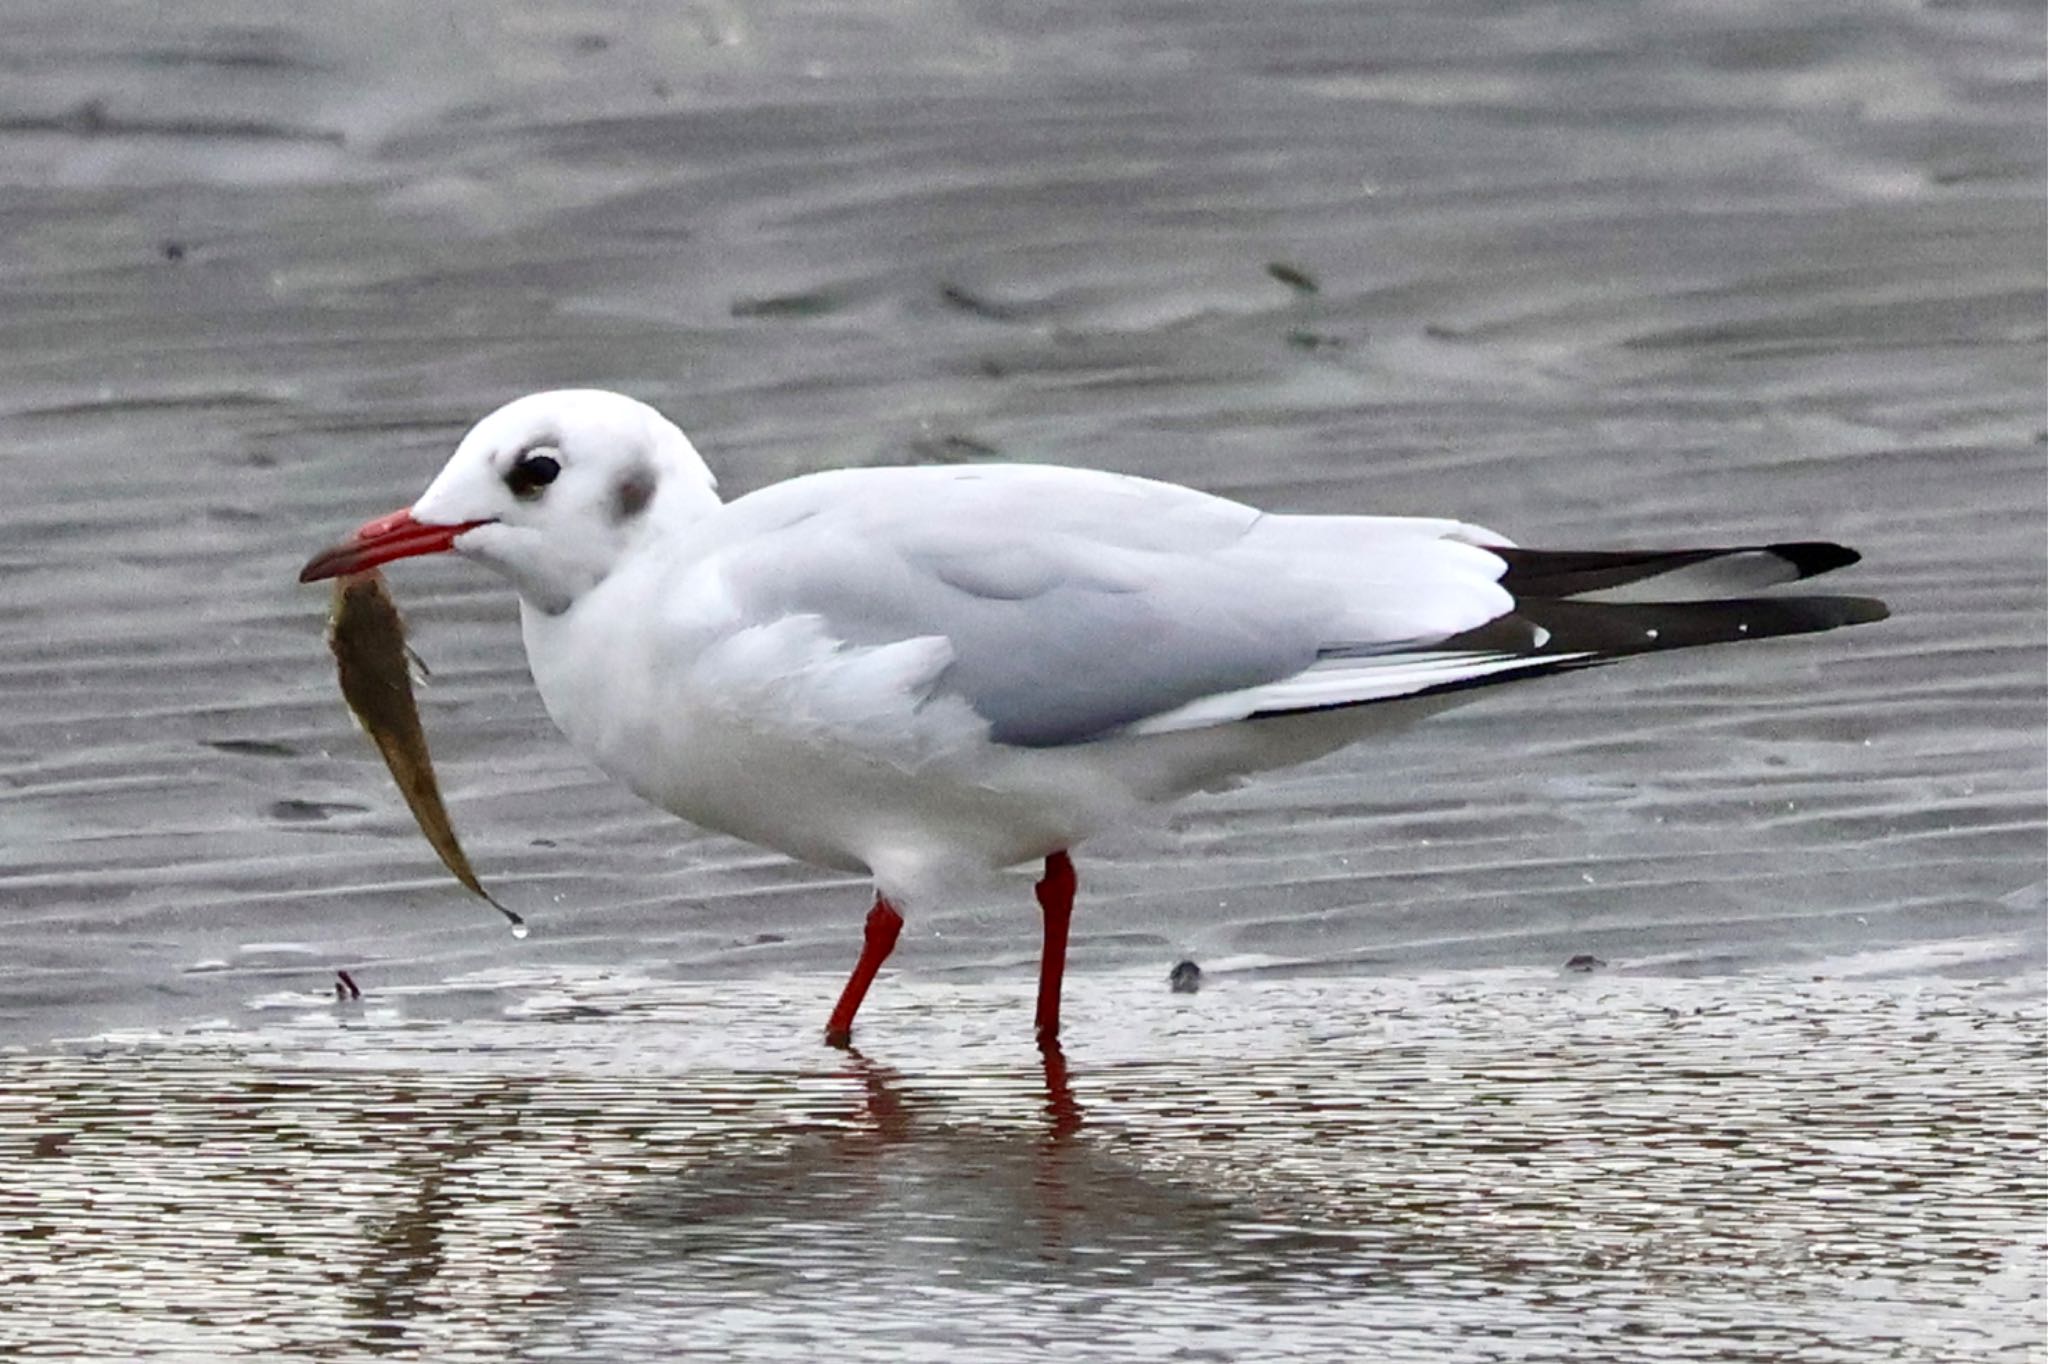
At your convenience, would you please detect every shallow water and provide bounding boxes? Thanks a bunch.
[4,967,2043,1362]
[0,0,2043,1358]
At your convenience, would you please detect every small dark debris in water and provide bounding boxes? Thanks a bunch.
[572,32,610,52]
[1169,960,1203,993]
[160,239,186,262]
[335,970,361,1001]
[530,837,557,848]
[208,738,298,758]
[268,797,366,822]
[1565,953,1606,972]
[730,291,838,319]
[751,933,786,946]
[976,357,1007,379]
[910,433,1000,463]
[937,282,1022,322]
[1265,262,1319,294]
[1423,322,1468,340]
[1285,329,1345,352]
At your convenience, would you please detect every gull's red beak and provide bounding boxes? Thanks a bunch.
[298,509,493,583]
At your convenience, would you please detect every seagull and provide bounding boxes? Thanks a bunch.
[300,389,1886,1049]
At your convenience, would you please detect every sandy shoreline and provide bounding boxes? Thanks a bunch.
[2,3,2041,1054]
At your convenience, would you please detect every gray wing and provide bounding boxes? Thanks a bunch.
[696,465,1511,747]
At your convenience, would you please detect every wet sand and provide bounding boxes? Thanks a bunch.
[0,1,2042,1358]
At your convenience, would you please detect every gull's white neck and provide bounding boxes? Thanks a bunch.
[511,464,722,779]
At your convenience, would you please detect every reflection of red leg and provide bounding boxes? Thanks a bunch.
[1040,1039,1083,1138]
[1034,852,1077,1046]
[826,897,904,1046]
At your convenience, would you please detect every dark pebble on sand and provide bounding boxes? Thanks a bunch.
[1169,960,1202,993]
[1264,261,1319,294]
[937,282,1023,321]
[729,290,839,319]
[1285,328,1345,351]
[268,798,365,822]
[207,738,297,757]
[1565,953,1606,972]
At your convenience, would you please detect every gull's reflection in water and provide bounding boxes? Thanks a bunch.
[1037,1043,1086,1141]
[316,1051,1126,1354]
[553,1044,1306,1314]
[835,1045,1090,1243]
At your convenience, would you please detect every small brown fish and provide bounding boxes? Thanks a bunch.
[327,569,523,931]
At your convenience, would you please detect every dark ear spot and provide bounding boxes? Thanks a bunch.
[612,467,657,522]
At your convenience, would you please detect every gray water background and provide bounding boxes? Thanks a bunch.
[0,1,2042,1359]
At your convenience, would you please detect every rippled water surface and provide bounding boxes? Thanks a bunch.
[0,0,2042,1358]
[4,968,2042,1361]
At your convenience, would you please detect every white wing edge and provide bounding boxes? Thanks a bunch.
[1126,648,1595,735]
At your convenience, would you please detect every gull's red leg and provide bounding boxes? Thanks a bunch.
[826,896,903,1046]
[1034,851,1077,1047]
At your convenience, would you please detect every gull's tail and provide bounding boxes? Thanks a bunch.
[1492,541,1865,603]
[1230,540,1887,722]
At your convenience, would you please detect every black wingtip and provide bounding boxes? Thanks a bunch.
[1765,541,1861,580]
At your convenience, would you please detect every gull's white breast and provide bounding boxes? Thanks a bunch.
[515,556,1133,899]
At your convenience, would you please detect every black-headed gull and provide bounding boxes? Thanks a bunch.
[301,390,1885,1047]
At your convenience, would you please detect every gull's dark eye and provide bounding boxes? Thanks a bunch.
[506,450,561,500]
